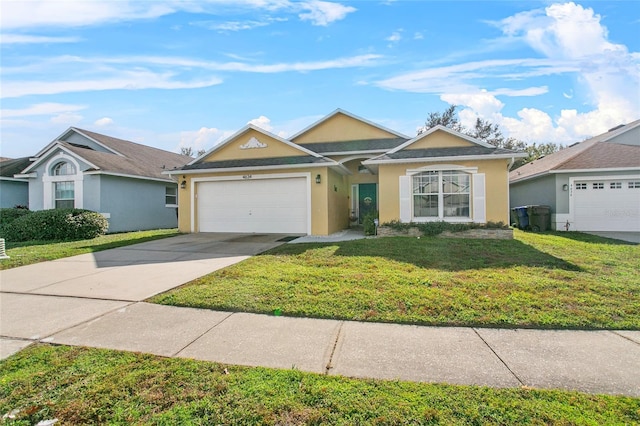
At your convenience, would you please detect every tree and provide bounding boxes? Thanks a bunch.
[420,105,464,134]
[420,106,561,168]
[180,147,207,157]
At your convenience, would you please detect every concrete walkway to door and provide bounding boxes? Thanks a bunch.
[1,233,639,397]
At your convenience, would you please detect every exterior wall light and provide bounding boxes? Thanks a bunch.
[315,174,321,184]
[180,180,187,189]
[562,184,569,191]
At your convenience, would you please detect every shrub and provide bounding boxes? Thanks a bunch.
[363,210,379,236]
[1,209,108,242]
[381,220,508,236]
[0,207,32,227]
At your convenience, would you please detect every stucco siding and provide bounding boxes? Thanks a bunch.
[99,175,178,233]
[509,174,557,210]
[378,159,511,225]
[204,129,304,161]
[407,130,474,150]
[0,181,29,208]
[606,126,639,146]
[82,175,102,212]
[327,168,349,234]
[293,113,398,144]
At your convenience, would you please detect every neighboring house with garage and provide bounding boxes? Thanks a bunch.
[509,119,640,232]
[15,128,192,233]
[0,157,31,208]
[166,109,526,235]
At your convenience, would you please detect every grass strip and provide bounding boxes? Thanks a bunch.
[151,231,640,329]
[1,344,638,425]
[0,229,179,270]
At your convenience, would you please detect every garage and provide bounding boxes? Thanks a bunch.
[572,178,640,232]
[196,176,309,234]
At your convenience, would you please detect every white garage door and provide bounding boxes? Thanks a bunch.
[572,178,640,232]
[197,177,308,234]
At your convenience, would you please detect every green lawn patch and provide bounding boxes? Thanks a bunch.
[0,229,179,270]
[151,231,640,329]
[1,344,638,425]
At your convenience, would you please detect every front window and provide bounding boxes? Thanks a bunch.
[53,161,76,176]
[165,186,177,206]
[413,171,470,219]
[54,181,74,209]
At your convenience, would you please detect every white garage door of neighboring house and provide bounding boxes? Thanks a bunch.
[197,177,309,234]
[572,178,640,232]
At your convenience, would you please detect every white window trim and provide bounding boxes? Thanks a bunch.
[165,186,178,208]
[42,153,83,209]
[410,170,473,223]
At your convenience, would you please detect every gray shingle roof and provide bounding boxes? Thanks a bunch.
[509,120,640,183]
[374,146,516,161]
[0,157,32,178]
[298,137,408,154]
[67,128,192,180]
[182,156,332,171]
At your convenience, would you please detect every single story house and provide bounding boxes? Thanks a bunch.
[15,128,192,233]
[509,119,640,232]
[166,109,526,235]
[0,157,31,208]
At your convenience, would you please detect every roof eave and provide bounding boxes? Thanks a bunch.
[364,153,526,165]
[165,161,338,175]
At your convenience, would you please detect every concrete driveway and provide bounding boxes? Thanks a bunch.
[0,233,287,301]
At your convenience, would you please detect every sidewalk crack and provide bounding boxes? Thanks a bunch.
[171,311,235,357]
[473,328,525,386]
[324,321,344,375]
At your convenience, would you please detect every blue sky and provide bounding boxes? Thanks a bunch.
[1,0,639,158]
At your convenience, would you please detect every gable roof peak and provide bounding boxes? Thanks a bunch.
[289,108,410,141]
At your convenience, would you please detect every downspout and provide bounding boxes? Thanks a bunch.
[507,156,515,171]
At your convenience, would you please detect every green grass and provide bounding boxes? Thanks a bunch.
[1,344,638,425]
[0,229,179,270]
[151,231,640,329]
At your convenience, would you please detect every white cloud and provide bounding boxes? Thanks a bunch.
[248,115,274,132]
[414,32,424,40]
[298,1,356,26]
[386,30,402,43]
[379,2,639,144]
[1,71,223,99]
[1,53,382,99]
[178,127,231,153]
[0,34,81,44]
[94,117,114,127]
[1,0,355,30]
[0,102,86,117]
[50,112,83,125]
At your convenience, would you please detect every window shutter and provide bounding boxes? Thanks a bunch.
[399,175,411,223]
[472,173,486,223]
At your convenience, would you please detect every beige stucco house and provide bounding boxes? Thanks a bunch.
[167,109,525,235]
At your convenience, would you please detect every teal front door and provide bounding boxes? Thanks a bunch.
[358,183,377,223]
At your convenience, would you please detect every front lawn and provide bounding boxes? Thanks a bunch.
[0,229,179,270]
[151,231,640,329]
[1,345,638,425]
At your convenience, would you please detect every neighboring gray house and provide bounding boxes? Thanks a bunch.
[0,157,31,208]
[509,119,640,232]
[15,128,192,233]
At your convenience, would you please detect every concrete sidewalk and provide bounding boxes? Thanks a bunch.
[1,233,639,397]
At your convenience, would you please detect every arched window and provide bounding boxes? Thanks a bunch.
[53,161,76,176]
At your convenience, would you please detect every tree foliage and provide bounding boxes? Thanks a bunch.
[180,147,207,157]
[421,106,562,168]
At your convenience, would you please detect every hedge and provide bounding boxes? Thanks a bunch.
[0,208,109,242]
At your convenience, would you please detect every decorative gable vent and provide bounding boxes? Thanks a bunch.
[240,137,267,149]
